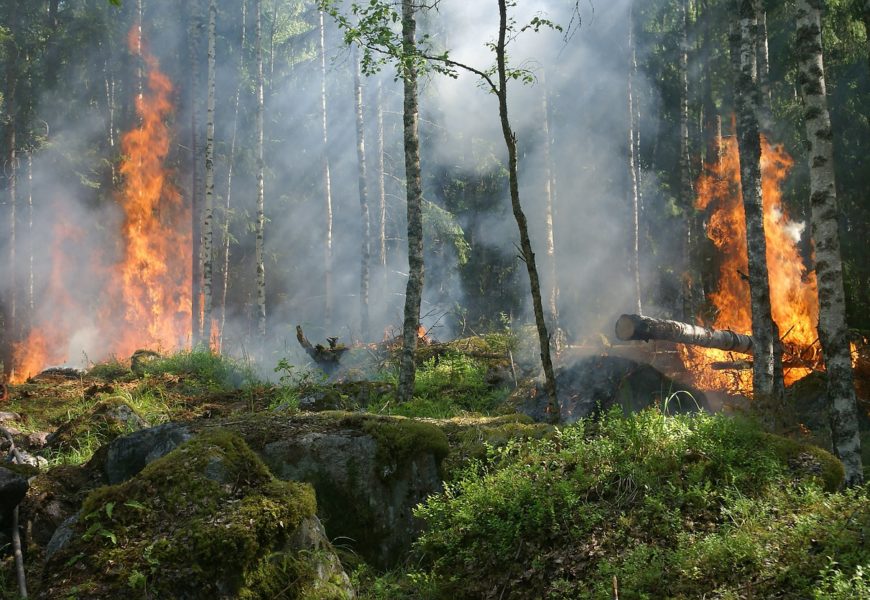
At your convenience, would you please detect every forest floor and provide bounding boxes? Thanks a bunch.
[0,337,868,599]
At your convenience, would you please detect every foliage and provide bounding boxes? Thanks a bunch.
[368,409,867,599]
[139,348,260,392]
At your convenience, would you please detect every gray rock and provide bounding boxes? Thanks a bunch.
[45,514,78,561]
[104,423,192,484]
[0,411,20,423]
[258,420,444,569]
[25,431,50,449]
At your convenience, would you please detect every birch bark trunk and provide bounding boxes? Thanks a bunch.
[734,0,781,400]
[396,0,425,404]
[255,0,266,339]
[220,0,247,351]
[202,0,217,348]
[796,0,864,486]
[319,10,334,329]
[353,47,371,340]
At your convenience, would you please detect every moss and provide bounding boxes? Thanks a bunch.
[761,432,845,491]
[332,413,450,476]
[42,429,318,599]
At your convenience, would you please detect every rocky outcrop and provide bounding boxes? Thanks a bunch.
[39,429,354,599]
[102,422,192,484]
[236,412,449,570]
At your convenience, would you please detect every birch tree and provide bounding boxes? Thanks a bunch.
[628,0,642,316]
[796,0,864,486]
[255,0,266,339]
[319,9,335,329]
[202,0,217,347]
[353,46,371,340]
[733,0,781,400]
[189,0,204,345]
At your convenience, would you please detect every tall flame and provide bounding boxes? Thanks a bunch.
[9,29,190,382]
[682,133,821,393]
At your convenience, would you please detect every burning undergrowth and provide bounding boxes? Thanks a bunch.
[11,30,190,383]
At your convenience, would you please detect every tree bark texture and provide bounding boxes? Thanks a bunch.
[796,0,864,485]
[220,0,246,350]
[319,10,334,329]
[377,80,387,282]
[628,1,642,316]
[396,0,425,405]
[353,46,371,340]
[615,313,754,354]
[540,72,560,339]
[496,0,558,421]
[754,2,773,133]
[202,0,217,348]
[679,0,695,319]
[255,0,266,339]
[734,0,780,399]
[189,0,203,345]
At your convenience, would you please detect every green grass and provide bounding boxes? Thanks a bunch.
[139,348,261,392]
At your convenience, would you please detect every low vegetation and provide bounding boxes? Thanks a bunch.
[2,345,868,599]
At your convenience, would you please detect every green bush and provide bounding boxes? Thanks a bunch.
[403,409,867,599]
[141,348,259,391]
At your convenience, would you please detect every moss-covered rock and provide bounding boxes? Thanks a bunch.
[44,398,148,455]
[236,412,447,569]
[38,430,352,599]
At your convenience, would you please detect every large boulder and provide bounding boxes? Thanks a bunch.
[235,412,449,569]
[510,355,707,424]
[39,429,353,599]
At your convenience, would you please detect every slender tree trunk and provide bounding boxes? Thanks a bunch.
[755,2,773,133]
[734,0,780,401]
[202,0,217,348]
[796,0,864,486]
[353,46,371,340]
[318,10,334,329]
[26,151,33,329]
[255,0,266,339]
[1,3,18,377]
[679,0,695,319]
[628,1,642,315]
[540,73,560,345]
[220,0,247,351]
[377,79,387,286]
[189,0,203,345]
[496,0,558,421]
[268,0,279,88]
[396,0,425,404]
[137,0,144,100]
[863,1,870,70]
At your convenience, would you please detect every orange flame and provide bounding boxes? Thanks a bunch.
[9,29,190,382]
[682,133,821,394]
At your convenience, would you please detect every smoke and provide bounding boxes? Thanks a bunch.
[1,0,674,377]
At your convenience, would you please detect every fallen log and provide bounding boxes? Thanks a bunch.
[615,314,754,355]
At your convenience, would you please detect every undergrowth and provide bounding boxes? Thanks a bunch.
[360,409,868,599]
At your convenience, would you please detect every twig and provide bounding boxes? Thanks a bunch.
[2,426,28,598]
[508,350,518,388]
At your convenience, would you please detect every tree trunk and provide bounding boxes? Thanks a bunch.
[26,151,33,329]
[615,313,754,354]
[255,0,266,340]
[353,46,371,340]
[220,0,247,351]
[377,79,387,286]
[540,71,561,347]
[796,0,864,486]
[496,0,558,422]
[318,10,334,329]
[627,1,642,315]
[734,0,781,400]
[754,1,773,133]
[189,0,203,345]
[201,0,217,348]
[679,0,695,319]
[396,0,425,405]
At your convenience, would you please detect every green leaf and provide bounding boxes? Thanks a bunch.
[108,0,122,6]
[124,500,147,511]
[105,501,115,520]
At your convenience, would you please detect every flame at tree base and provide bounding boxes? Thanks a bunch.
[10,29,191,383]
[680,133,821,396]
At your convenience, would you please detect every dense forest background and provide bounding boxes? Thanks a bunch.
[0,0,867,375]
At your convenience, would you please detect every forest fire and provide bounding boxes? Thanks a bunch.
[680,134,821,394]
[9,30,190,382]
